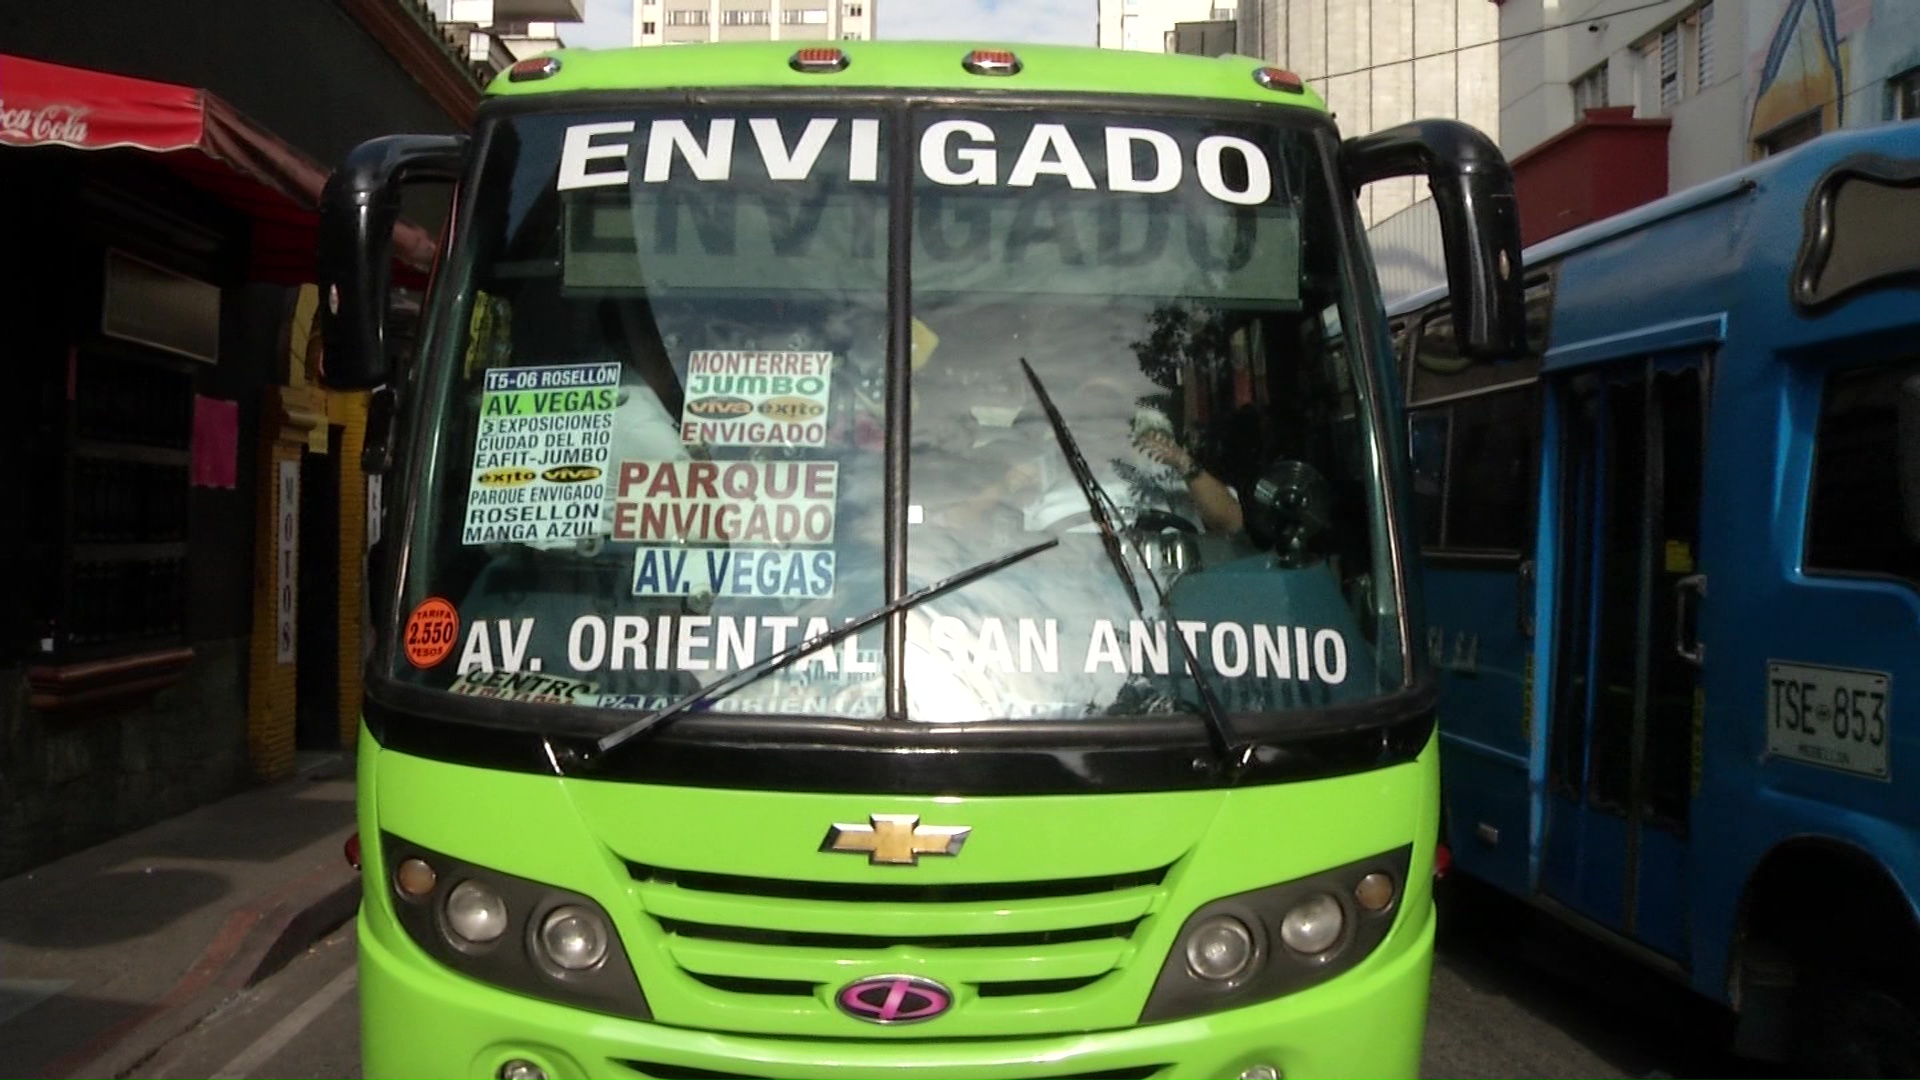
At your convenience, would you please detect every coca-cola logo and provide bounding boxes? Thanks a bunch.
[0,101,91,144]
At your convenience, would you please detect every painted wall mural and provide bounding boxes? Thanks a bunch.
[1746,0,1920,147]
[1748,0,1853,145]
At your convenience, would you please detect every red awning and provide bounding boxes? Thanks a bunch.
[0,53,438,286]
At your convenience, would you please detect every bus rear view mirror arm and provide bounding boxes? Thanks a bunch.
[318,134,468,391]
[1344,119,1528,361]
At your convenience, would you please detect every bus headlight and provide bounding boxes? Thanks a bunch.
[1185,915,1259,981]
[446,881,510,944]
[537,906,610,971]
[1278,894,1344,955]
[1141,845,1413,1024]
[379,832,651,1020]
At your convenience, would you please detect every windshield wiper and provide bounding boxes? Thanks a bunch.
[1016,358,1251,776]
[561,536,1060,768]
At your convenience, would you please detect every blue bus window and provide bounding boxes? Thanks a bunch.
[1808,359,1920,585]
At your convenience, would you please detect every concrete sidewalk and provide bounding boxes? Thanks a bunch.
[0,757,361,1079]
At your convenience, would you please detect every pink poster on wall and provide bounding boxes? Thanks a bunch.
[192,395,239,489]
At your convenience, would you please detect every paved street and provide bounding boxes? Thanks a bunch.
[130,880,1754,1080]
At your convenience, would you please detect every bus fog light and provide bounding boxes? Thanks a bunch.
[395,857,437,899]
[1354,871,1396,912]
[538,905,610,971]
[1238,1066,1283,1080]
[1279,893,1344,954]
[1184,915,1257,981]
[497,1060,547,1080]
[446,881,509,943]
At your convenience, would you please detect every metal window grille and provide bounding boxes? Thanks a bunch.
[1696,2,1714,88]
[1660,26,1680,109]
[1895,69,1920,120]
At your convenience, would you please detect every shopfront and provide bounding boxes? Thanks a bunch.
[0,54,437,876]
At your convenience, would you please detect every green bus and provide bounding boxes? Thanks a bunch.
[318,41,1526,1080]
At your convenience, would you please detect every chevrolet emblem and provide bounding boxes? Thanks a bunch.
[821,814,971,866]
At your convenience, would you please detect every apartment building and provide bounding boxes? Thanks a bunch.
[1496,0,1920,248]
[1232,0,1499,303]
[435,0,582,76]
[634,0,874,46]
[1098,0,1238,53]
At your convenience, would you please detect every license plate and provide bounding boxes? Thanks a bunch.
[1766,661,1891,780]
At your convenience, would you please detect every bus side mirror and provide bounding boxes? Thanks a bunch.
[1344,119,1527,361]
[317,134,467,390]
[1899,374,1920,546]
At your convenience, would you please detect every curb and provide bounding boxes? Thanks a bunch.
[49,852,362,1080]
[245,876,361,989]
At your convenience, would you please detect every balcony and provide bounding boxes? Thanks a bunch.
[490,0,585,22]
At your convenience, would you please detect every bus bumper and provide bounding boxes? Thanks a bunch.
[358,898,1434,1080]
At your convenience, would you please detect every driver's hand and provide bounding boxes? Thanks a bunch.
[1135,430,1193,474]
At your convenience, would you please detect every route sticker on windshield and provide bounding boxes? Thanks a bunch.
[405,597,460,668]
[612,460,837,545]
[679,350,832,448]
[449,668,600,706]
[463,363,619,545]
[632,546,837,600]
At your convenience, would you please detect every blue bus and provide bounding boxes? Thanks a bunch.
[1389,121,1920,1073]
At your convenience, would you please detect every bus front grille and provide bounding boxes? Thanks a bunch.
[625,860,1174,1011]
[619,1061,1169,1080]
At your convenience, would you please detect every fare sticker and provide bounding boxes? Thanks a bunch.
[405,597,460,668]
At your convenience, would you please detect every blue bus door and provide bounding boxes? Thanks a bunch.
[1538,359,1704,958]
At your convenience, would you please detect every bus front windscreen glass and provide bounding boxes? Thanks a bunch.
[391,105,1402,733]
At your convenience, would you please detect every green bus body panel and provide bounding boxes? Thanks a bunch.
[484,41,1330,113]
[359,723,1437,1062]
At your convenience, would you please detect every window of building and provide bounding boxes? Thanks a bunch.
[1572,62,1609,115]
[1757,111,1823,156]
[1694,2,1714,89]
[720,8,769,24]
[1807,359,1920,585]
[1656,25,1681,109]
[782,7,827,24]
[844,2,863,16]
[640,19,656,32]
[665,8,709,25]
[1893,67,1920,121]
[841,30,861,38]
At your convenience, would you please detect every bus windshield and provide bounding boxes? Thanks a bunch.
[389,104,1404,734]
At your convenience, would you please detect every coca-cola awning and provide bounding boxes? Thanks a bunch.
[0,53,437,285]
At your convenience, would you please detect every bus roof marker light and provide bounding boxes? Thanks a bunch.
[1253,67,1305,94]
[964,50,1023,76]
[507,56,560,82]
[790,47,850,74]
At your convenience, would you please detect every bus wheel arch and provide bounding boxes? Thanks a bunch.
[1730,837,1920,1074]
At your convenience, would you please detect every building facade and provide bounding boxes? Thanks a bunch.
[1496,0,1920,247]
[435,0,586,77]
[0,0,476,879]
[1232,0,1499,303]
[633,0,873,47]
[1098,0,1238,53]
